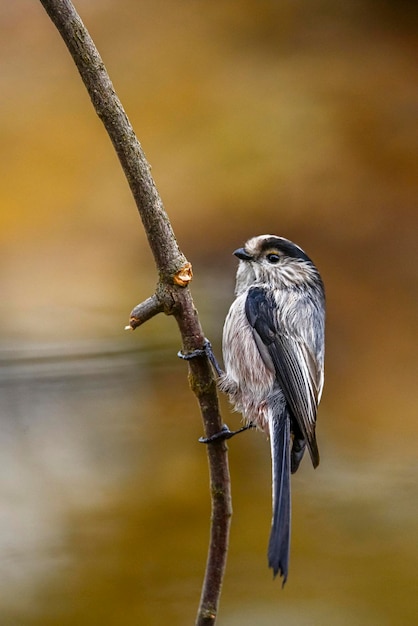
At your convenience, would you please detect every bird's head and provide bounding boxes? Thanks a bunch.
[233,235,323,294]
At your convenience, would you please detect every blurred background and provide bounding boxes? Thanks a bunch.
[1,1,417,624]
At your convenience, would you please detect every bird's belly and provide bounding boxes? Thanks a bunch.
[221,298,274,431]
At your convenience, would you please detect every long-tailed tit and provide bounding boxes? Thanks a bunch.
[218,234,325,584]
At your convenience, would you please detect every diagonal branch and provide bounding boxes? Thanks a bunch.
[39,1,232,624]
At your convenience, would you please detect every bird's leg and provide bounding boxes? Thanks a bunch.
[178,339,254,443]
[199,423,256,444]
[178,338,224,376]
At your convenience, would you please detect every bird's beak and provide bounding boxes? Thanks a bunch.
[234,248,253,261]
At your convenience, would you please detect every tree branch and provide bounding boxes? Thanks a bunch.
[39,1,232,623]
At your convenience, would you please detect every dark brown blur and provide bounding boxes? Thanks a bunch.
[1,1,417,624]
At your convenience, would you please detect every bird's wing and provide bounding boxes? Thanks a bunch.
[245,286,320,467]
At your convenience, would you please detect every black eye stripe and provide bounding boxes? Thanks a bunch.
[260,237,313,263]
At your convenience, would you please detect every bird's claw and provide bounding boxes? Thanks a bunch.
[177,338,212,361]
[178,338,223,376]
[199,423,256,444]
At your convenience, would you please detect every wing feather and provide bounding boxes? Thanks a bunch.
[245,286,321,467]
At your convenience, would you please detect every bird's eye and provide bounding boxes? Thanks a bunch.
[266,253,280,264]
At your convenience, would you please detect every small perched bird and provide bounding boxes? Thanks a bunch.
[219,234,325,584]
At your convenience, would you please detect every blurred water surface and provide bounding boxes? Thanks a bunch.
[0,319,417,626]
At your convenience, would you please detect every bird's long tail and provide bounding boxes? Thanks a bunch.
[268,410,291,585]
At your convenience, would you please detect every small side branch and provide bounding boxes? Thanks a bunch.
[126,295,164,330]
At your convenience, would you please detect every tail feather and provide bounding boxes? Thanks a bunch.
[268,411,291,585]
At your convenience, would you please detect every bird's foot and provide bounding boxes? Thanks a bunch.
[178,338,224,376]
[199,423,256,444]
